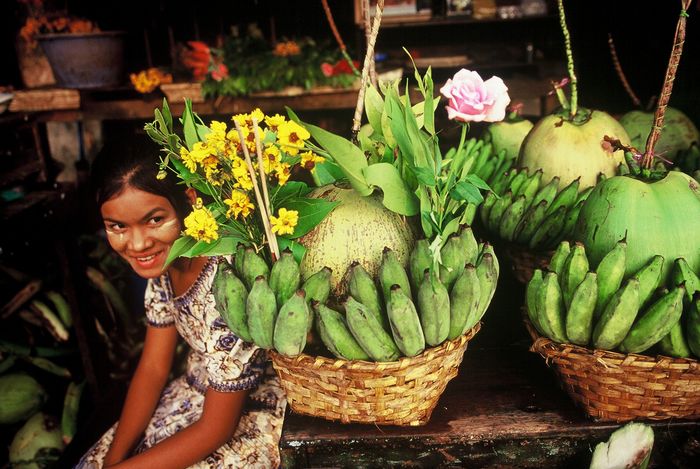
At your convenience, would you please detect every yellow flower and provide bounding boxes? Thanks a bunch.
[300,151,325,171]
[129,68,172,94]
[224,191,255,219]
[264,113,286,133]
[277,121,310,156]
[179,146,199,172]
[201,155,220,184]
[184,199,219,243]
[274,162,291,186]
[232,158,253,191]
[270,208,298,236]
[247,108,266,128]
[262,144,280,174]
[206,121,227,152]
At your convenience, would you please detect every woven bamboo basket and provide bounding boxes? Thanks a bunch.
[269,322,481,426]
[502,243,553,284]
[525,319,700,422]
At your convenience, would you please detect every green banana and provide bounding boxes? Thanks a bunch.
[458,225,479,266]
[30,299,69,342]
[474,252,499,323]
[528,205,567,251]
[574,186,594,205]
[301,267,332,305]
[560,242,589,308]
[488,153,515,188]
[620,286,685,354]
[478,243,500,280]
[213,258,252,342]
[594,239,627,320]
[531,175,561,208]
[273,290,309,356]
[471,141,493,176]
[492,168,517,195]
[565,272,598,346]
[409,239,432,291]
[487,190,513,233]
[269,248,301,307]
[45,291,72,328]
[242,247,270,290]
[592,278,641,351]
[449,263,481,339]
[478,156,498,182]
[536,271,567,343]
[387,285,426,357]
[348,261,387,330]
[514,200,549,244]
[526,269,548,336]
[517,169,543,203]
[246,275,278,349]
[313,301,369,361]
[546,177,580,216]
[507,168,530,196]
[61,380,85,445]
[671,257,700,302]
[416,271,451,346]
[499,195,528,242]
[439,234,468,291]
[630,255,665,309]
[685,295,700,358]
[345,296,400,361]
[548,241,571,276]
[234,243,246,278]
[658,318,692,358]
[480,191,498,228]
[559,199,585,241]
[378,247,411,303]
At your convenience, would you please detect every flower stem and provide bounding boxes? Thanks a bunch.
[557,0,578,118]
[352,0,384,143]
[252,117,279,261]
[642,0,691,169]
[232,120,276,262]
[321,0,360,77]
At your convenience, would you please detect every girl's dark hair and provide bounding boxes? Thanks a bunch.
[90,137,191,220]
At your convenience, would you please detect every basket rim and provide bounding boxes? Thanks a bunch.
[269,321,481,372]
[524,314,700,369]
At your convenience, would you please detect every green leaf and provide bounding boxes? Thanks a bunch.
[364,84,384,134]
[162,98,173,131]
[450,181,485,205]
[281,198,340,239]
[412,166,437,187]
[363,163,419,216]
[311,160,344,187]
[277,237,307,264]
[169,158,213,196]
[154,108,168,135]
[464,174,492,192]
[423,68,436,135]
[163,236,197,269]
[418,187,433,238]
[287,109,372,196]
[182,99,200,150]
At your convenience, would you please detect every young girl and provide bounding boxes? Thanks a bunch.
[78,144,286,468]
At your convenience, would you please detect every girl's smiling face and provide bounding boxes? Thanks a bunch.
[101,186,183,278]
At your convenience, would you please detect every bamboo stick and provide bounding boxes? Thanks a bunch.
[252,117,280,260]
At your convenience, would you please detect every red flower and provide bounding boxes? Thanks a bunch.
[321,62,334,77]
[180,41,212,82]
[211,62,229,82]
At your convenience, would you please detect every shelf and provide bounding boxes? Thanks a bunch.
[374,13,556,29]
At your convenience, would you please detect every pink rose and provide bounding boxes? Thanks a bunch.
[440,69,511,123]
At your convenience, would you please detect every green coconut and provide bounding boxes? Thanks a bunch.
[589,422,654,469]
[517,109,630,191]
[297,184,416,298]
[483,116,534,161]
[619,107,699,161]
[0,373,47,425]
[574,171,700,283]
[9,412,64,469]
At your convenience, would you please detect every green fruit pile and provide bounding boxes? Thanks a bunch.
[527,240,700,358]
[479,166,601,251]
[215,226,499,362]
[676,143,700,180]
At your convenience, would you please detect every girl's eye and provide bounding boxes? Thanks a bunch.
[105,222,125,232]
[149,216,164,225]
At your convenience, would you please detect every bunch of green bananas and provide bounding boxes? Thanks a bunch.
[315,226,499,362]
[213,247,333,358]
[527,240,700,358]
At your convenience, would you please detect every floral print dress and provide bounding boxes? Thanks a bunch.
[77,257,287,469]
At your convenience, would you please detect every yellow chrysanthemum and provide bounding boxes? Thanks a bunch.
[231,158,254,191]
[206,120,227,152]
[201,155,220,184]
[261,144,280,174]
[277,121,310,156]
[300,151,325,171]
[244,126,265,153]
[264,113,286,133]
[180,146,198,172]
[270,208,298,236]
[184,199,219,243]
[224,190,255,219]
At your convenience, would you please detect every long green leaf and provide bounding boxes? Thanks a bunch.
[162,98,173,131]
[163,236,197,269]
[182,99,200,150]
[363,163,419,216]
[423,67,436,135]
[277,237,307,264]
[364,84,384,134]
[311,160,344,187]
[450,181,484,205]
[281,198,340,239]
[287,108,372,196]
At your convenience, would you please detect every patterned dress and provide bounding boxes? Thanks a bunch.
[77,257,287,468]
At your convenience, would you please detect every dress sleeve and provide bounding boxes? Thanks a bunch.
[143,277,175,327]
[204,291,267,392]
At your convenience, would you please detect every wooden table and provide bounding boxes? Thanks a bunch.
[279,263,700,468]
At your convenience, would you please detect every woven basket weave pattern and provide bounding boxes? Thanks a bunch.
[269,323,480,426]
[526,320,700,421]
[503,244,553,284]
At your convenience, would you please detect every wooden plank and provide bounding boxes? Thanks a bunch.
[9,88,80,112]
